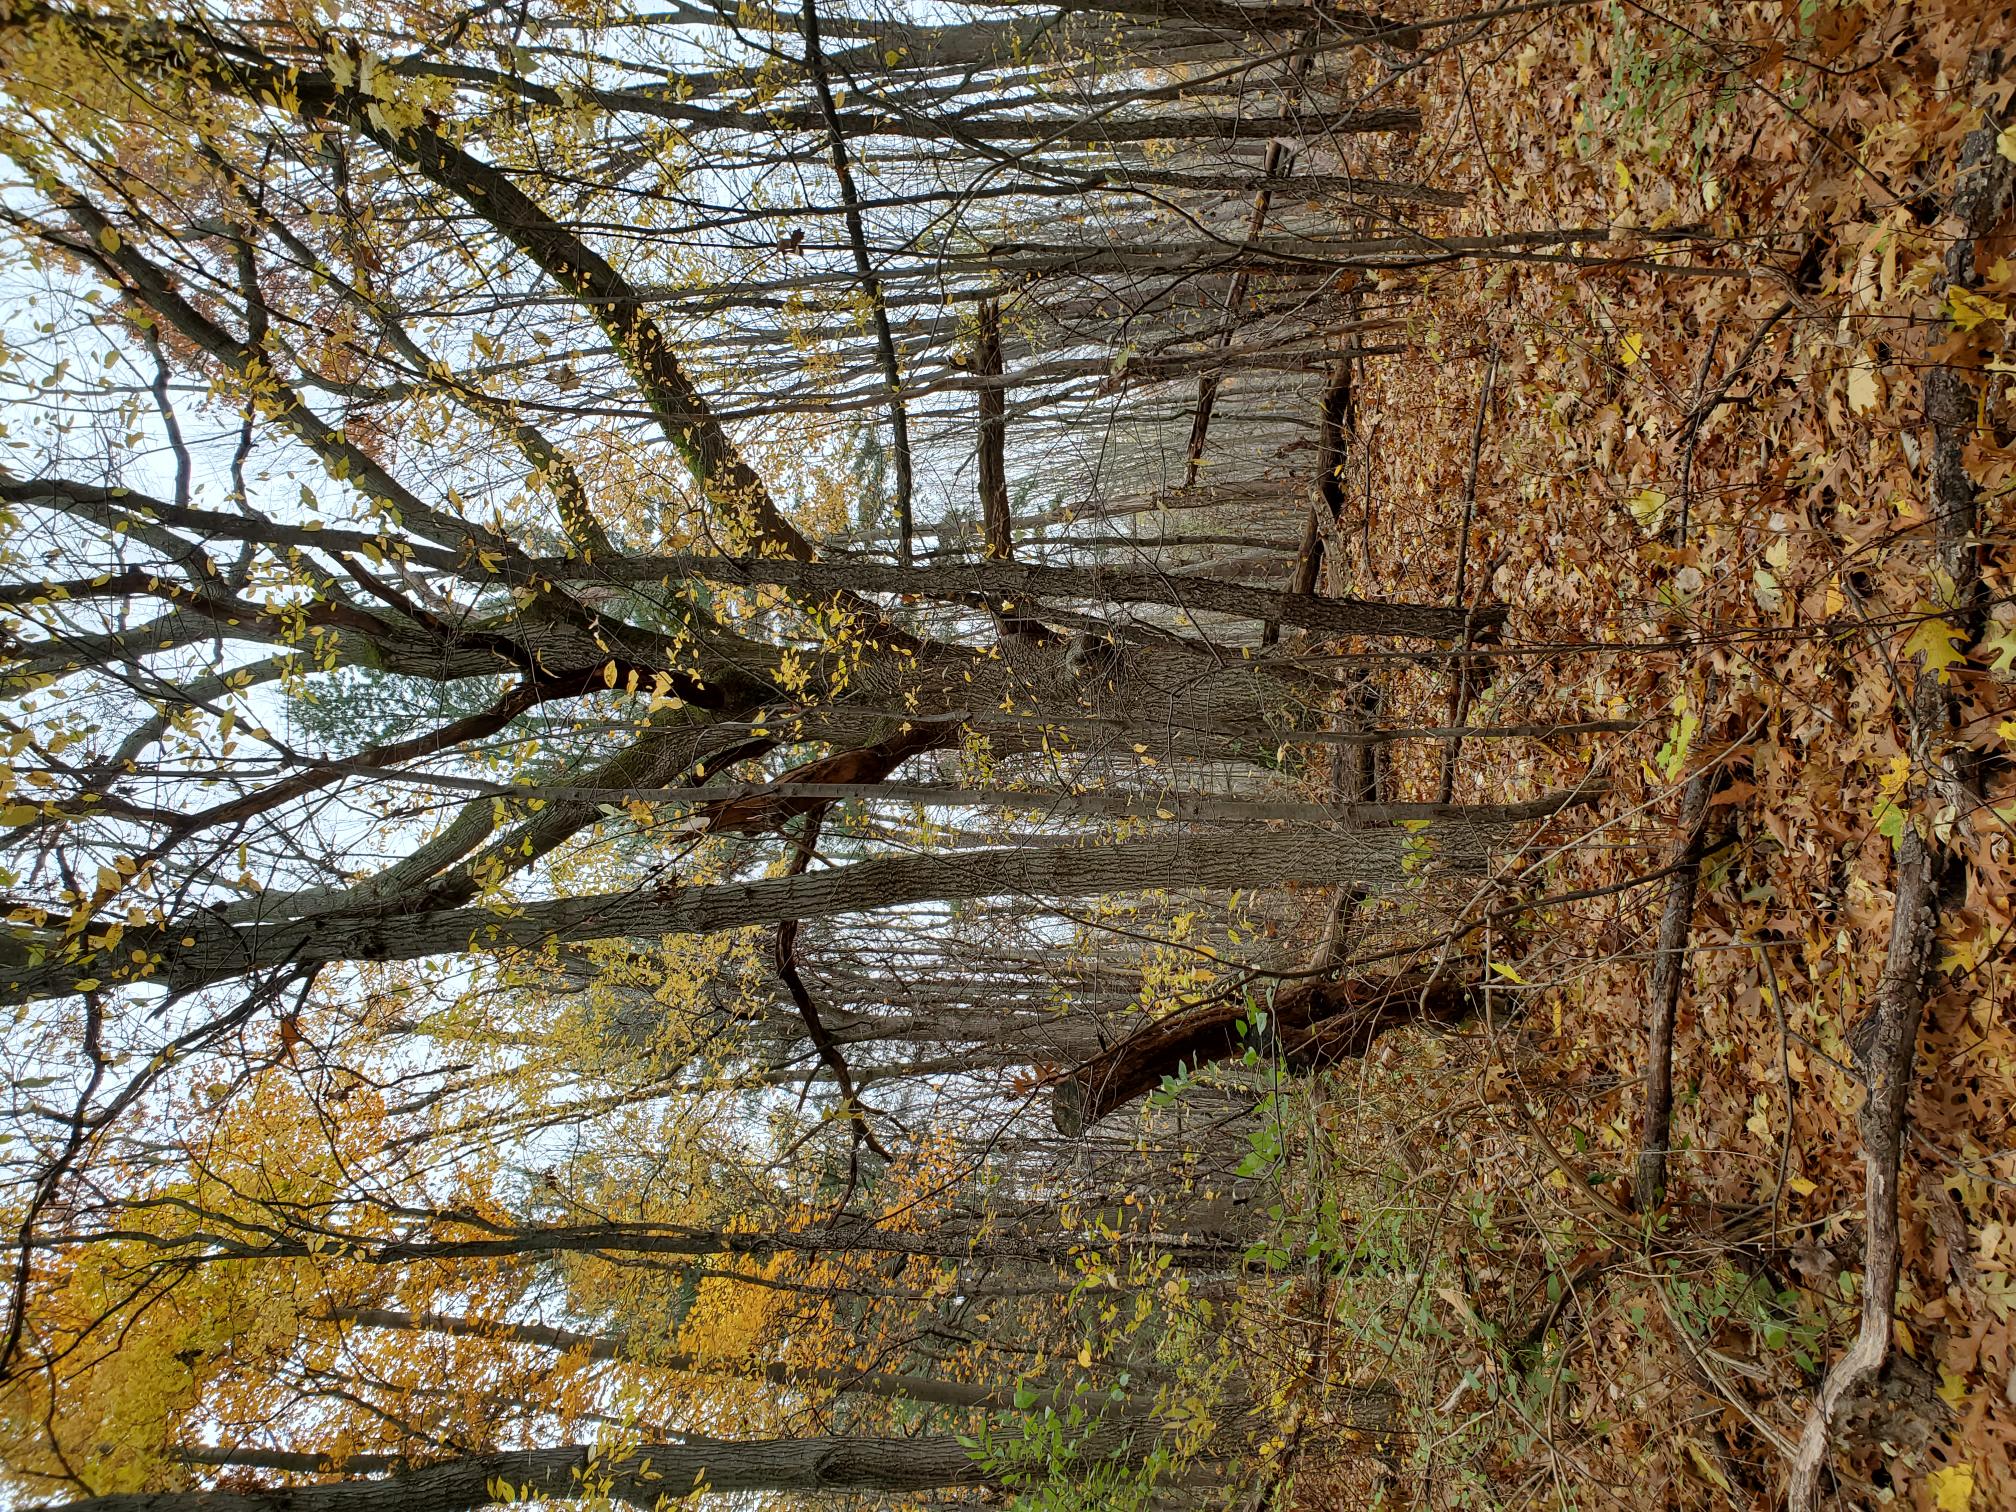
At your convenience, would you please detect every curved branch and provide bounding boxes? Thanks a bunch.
[1052,969,1478,1134]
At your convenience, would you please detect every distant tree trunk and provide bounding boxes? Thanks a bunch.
[1053,970,1479,1133]
[1066,0,1421,47]
[327,1307,1017,1409]
[1291,359,1355,599]
[800,0,913,564]
[976,299,1012,559]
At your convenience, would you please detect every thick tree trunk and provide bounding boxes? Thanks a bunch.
[35,1438,992,1512]
[1053,971,1478,1133]
[664,780,1593,832]
[1,822,1532,1006]
[88,1208,1242,1271]
[539,554,1494,641]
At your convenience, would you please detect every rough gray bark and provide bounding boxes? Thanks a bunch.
[473,779,1596,829]
[33,1438,992,1512]
[69,1205,1242,1270]
[1290,359,1354,600]
[1,825,1517,1005]
[532,555,1492,640]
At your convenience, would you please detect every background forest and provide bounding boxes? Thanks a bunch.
[0,0,2010,1507]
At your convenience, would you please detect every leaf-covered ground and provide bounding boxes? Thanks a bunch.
[1257,0,2016,1504]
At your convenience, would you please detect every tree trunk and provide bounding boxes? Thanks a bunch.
[0,824,1522,1005]
[88,1210,1242,1271]
[1053,971,1478,1133]
[328,1307,1017,1410]
[38,1438,992,1512]
[1290,359,1354,599]
[976,299,1012,560]
[801,0,913,564]
[535,554,1494,641]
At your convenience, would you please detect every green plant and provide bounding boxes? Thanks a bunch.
[965,1404,1170,1512]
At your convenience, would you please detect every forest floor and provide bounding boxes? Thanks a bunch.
[1221,0,2016,1506]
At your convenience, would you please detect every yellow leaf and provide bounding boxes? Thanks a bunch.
[1489,961,1525,985]
[1618,331,1645,367]
[1904,615,1968,680]
[1682,1439,1730,1492]
[1077,1342,1093,1367]
[1999,123,2016,166]
[1939,932,1981,975]
[603,660,619,688]
[1947,286,2007,332]
[1936,1366,1969,1409]
[97,227,120,254]
[1,805,37,826]
[1786,1175,1816,1196]
[1628,488,1667,528]
[1977,619,2016,675]
[1927,1463,1974,1512]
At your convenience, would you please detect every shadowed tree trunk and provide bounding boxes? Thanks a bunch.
[34,1438,995,1512]
[104,1209,1243,1270]
[326,1307,1022,1409]
[1053,970,1479,1133]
